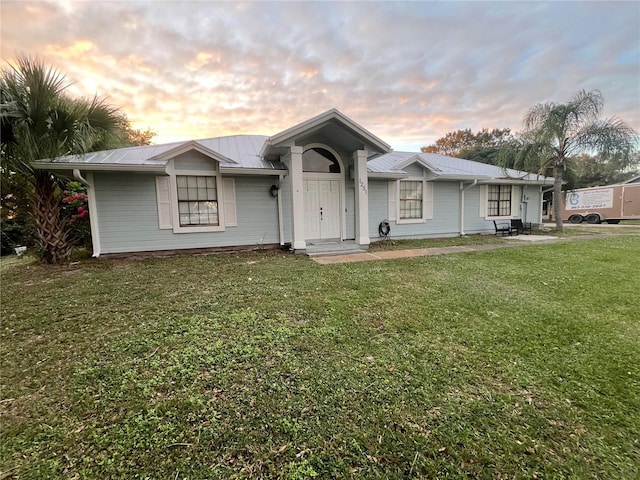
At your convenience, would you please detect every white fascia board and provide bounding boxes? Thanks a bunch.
[220,167,287,176]
[434,174,488,181]
[367,172,409,179]
[150,140,237,164]
[32,162,167,172]
[331,110,392,152]
[266,109,340,146]
[476,178,554,185]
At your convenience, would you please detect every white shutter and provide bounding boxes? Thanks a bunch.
[511,185,521,218]
[388,181,397,221]
[155,176,173,229]
[222,178,237,226]
[424,181,434,219]
[479,185,488,218]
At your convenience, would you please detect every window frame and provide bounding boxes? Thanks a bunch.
[302,147,342,173]
[486,184,512,218]
[395,175,433,224]
[399,180,424,222]
[176,175,220,227]
[169,165,225,233]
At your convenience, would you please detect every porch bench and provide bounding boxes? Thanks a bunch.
[493,220,517,236]
[511,219,533,235]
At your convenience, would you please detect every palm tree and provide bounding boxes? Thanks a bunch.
[506,90,636,232]
[1,55,124,262]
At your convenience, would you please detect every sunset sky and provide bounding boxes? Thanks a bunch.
[2,0,639,151]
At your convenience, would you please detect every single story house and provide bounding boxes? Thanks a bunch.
[34,109,553,257]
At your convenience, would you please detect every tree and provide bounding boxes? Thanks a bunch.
[422,128,515,164]
[1,55,125,262]
[566,150,639,189]
[122,121,156,146]
[502,90,636,232]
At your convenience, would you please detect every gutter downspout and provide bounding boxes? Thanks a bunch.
[73,169,101,257]
[521,186,527,222]
[459,179,478,236]
[277,174,285,245]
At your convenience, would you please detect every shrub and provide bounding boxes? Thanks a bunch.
[62,181,92,248]
[0,219,33,256]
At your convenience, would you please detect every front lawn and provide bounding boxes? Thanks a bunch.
[1,236,638,479]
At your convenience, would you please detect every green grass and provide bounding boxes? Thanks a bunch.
[537,221,640,237]
[1,236,639,479]
[369,234,506,251]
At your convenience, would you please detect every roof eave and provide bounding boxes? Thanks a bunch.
[476,177,555,185]
[220,167,288,176]
[32,162,167,173]
[367,172,409,179]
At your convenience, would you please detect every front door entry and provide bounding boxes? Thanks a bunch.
[304,179,340,240]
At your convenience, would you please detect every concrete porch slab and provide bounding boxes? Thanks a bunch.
[506,235,558,242]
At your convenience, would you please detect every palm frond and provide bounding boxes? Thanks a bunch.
[573,117,637,156]
[524,102,554,131]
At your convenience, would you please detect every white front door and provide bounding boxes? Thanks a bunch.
[304,179,341,240]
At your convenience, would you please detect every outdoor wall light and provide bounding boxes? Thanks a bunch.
[269,184,279,197]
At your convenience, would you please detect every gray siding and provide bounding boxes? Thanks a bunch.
[462,186,488,233]
[404,163,424,177]
[370,180,463,238]
[94,172,280,254]
[368,179,389,239]
[521,185,542,223]
[368,180,544,241]
[92,170,545,254]
[173,151,217,171]
[428,181,462,234]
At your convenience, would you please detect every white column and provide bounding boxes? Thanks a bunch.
[353,150,370,246]
[285,146,306,250]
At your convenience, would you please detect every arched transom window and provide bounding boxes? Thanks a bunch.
[302,147,341,173]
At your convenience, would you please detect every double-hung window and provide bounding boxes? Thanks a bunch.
[176,175,219,226]
[399,181,423,220]
[389,177,433,223]
[487,185,512,217]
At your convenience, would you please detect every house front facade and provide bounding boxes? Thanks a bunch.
[34,109,552,256]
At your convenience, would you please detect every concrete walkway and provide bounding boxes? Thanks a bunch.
[312,235,563,265]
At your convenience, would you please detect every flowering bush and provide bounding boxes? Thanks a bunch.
[62,181,91,246]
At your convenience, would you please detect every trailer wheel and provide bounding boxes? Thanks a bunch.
[568,214,583,224]
[585,213,601,224]
[606,219,620,224]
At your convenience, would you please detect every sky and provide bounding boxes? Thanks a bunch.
[2,0,639,152]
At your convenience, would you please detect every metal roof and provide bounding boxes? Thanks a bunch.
[35,135,282,170]
[32,110,552,184]
[624,174,640,184]
[368,151,554,183]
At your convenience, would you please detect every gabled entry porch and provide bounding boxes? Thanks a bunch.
[259,109,393,252]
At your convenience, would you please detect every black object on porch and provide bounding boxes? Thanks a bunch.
[511,219,533,234]
[493,220,518,236]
